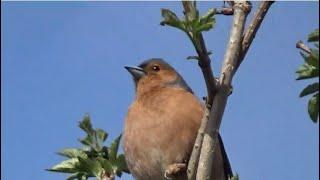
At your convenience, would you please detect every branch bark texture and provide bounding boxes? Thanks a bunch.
[181,1,217,179]
[196,1,251,179]
[187,105,210,179]
[236,1,274,71]
[296,40,312,54]
[181,1,274,180]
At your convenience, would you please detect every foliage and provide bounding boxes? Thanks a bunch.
[47,115,130,180]
[160,4,216,59]
[296,29,319,123]
[160,8,216,36]
[229,174,239,180]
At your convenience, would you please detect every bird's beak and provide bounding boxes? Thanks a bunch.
[125,66,146,81]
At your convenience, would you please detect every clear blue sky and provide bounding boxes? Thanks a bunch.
[1,1,319,180]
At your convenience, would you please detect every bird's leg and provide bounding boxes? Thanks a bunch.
[164,163,187,179]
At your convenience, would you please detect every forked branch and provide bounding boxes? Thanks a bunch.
[196,2,251,179]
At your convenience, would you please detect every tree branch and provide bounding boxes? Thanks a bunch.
[182,1,217,105]
[187,105,210,179]
[181,1,218,179]
[183,1,273,179]
[196,1,251,179]
[235,1,274,71]
[296,40,312,54]
[215,7,234,16]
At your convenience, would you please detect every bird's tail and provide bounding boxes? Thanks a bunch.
[218,133,233,179]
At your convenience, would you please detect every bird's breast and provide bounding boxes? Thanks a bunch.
[123,88,203,179]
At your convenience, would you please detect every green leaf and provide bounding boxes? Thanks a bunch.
[99,159,114,174]
[195,8,216,33]
[67,172,88,180]
[195,21,215,33]
[96,128,108,142]
[300,83,319,97]
[296,63,318,80]
[200,8,216,24]
[308,29,319,42]
[79,115,94,136]
[78,114,107,151]
[231,175,239,180]
[77,156,103,178]
[160,9,185,31]
[189,19,199,32]
[229,173,239,180]
[308,93,319,123]
[300,49,319,68]
[228,174,239,180]
[310,48,319,62]
[101,146,109,159]
[47,158,80,173]
[207,51,213,56]
[108,135,122,162]
[79,135,95,147]
[187,55,200,60]
[115,154,130,174]
[57,148,87,159]
[161,9,179,22]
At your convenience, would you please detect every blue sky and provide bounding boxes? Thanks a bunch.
[1,1,319,180]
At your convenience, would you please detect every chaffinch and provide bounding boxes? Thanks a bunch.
[123,58,231,180]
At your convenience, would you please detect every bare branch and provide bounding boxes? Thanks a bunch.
[236,1,274,71]
[187,105,210,179]
[296,40,312,54]
[196,1,251,179]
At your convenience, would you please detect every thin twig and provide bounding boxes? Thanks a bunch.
[196,1,251,179]
[235,1,274,71]
[182,1,217,104]
[296,40,312,54]
[215,7,234,16]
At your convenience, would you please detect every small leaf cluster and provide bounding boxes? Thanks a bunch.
[160,8,216,36]
[297,29,319,123]
[160,4,216,60]
[47,115,130,180]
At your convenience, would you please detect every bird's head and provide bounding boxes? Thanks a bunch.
[125,58,192,96]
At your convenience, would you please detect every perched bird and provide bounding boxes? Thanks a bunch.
[123,58,232,180]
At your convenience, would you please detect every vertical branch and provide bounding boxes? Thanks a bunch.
[196,1,251,179]
[182,1,217,104]
[235,1,274,71]
[181,1,274,179]
[187,105,210,179]
[181,1,218,179]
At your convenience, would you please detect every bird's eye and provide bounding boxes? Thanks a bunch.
[152,65,160,71]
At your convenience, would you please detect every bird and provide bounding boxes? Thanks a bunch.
[123,58,232,180]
